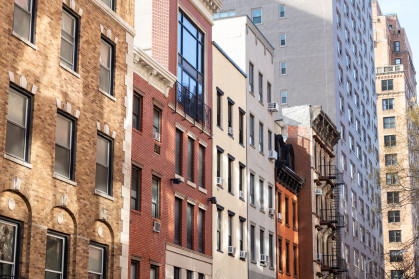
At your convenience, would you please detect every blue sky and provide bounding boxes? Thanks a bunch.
[377,0,418,86]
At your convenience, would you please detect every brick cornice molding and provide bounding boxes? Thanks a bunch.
[133,47,176,97]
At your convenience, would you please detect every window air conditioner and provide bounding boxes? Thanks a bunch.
[228,127,234,135]
[317,253,323,262]
[240,251,247,260]
[260,254,269,265]
[216,177,223,187]
[316,189,323,195]
[153,131,161,141]
[268,150,278,160]
[278,212,283,221]
[269,208,275,216]
[268,102,280,112]
[239,190,245,200]
[153,220,161,233]
[228,246,236,255]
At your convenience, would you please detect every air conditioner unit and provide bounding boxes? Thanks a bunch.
[228,127,234,135]
[153,220,161,233]
[316,189,323,195]
[153,131,161,141]
[268,150,278,160]
[228,246,236,255]
[260,254,269,265]
[268,102,280,112]
[240,251,247,260]
[216,177,223,187]
[269,208,275,216]
[278,212,283,221]
[239,190,245,200]
[317,253,323,262]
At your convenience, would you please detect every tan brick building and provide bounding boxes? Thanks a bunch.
[373,1,419,277]
[0,0,134,278]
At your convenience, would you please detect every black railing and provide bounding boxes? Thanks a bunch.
[175,82,212,134]
[319,165,344,186]
[321,255,347,271]
[320,209,345,228]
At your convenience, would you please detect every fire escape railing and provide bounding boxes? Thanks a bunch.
[320,209,345,228]
[319,164,344,186]
[175,82,212,135]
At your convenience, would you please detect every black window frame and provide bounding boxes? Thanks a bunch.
[60,6,80,72]
[389,230,401,243]
[150,265,159,279]
[228,157,233,194]
[131,165,141,211]
[198,208,204,253]
[216,91,222,127]
[285,196,289,226]
[278,237,282,271]
[381,79,394,91]
[293,244,297,276]
[175,129,183,175]
[387,192,400,204]
[187,203,194,250]
[174,197,182,245]
[133,93,142,131]
[99,36,115,96]
[285,241,290,274]
[13,0,37,43]
[390,250,403,262]
[54,111,77,181]
[292,201,296,229]
[388,211,400,223]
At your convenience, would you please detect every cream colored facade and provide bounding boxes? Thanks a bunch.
[373,1,419,276]
[211,42,248,279]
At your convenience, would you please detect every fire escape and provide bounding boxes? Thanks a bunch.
[317,164,348,279]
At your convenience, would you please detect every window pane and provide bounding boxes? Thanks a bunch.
[56,115,72,148]
[199,145,205,187]
[60,39,74,68]
[62,11,75,36]
[188,138,194,181]
[102,0,113,9]
[99,66,111,93]
[96,137,109,167]
[45,235,63,272]
[187,204,193,249]
[0,221,17,265]
[95,165,109,193]
[8,89,27,126]
[13,5,31,41]
[55,146,71,177]
[152,178,159,218]
[88,245,103,273]
[6,122,25,159]
[100,41,111,67]
[45,272,62,279]
[175,130,182,175]
[183,32,198,69]
[15,0,30,10]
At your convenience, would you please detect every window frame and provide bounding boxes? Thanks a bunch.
[131,165,141,211]
[175,129,183,175]
[95,133,113,196]
[99,36,115,96]
[187,137,194,182]
[174,197,182,245]
[54,111,77,181]
[133,93,143,131]
[0,218,21,277]
[13,0,37,43]
[152,176,160,219]
[187,203,194,250]
[60,7,80,71]
[102,0,115,11]
[45,231,68,279]
[153,106,161,142]
[252,8,262,24]
[131,260,139,279]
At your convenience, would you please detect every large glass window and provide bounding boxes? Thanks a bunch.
[383,117,395,128]
[55,114,75,180]
[152,177,160,219]
[89,245,106,278]
[187,138,194,182]
[133,94,142,130]
[45,233,66,278]
[187,203,193,249]
[175,130,182,175]
[99,38,114,95]
[60,9,78,71]
[0,219,19,276]
[174,198,182,245]
[95,135,112,195]
[383,98,394,110]
[13,0,36,42]
[131,166,141,210]
[6,88,31,161]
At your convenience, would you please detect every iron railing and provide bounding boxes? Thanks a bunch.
[321,255,347,272]
[175,82,212,134]
[319,165,344,186]
[320,209,345,228]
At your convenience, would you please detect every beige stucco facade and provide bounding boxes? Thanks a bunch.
[211,42,248,279]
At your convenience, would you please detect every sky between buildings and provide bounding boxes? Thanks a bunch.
[377,0,419,93]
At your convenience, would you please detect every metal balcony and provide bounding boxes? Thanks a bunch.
[175,82,212,135]
[319,165,344,186]
[320,209,345,229]
[321,255,347,273]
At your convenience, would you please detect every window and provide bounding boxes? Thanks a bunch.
[13,0,36,42]
[259,179,264,209]
[227,101,233,132]
[95,135,112,195]
[198,209,204,252]
[177,11,205,119]
[102,0,114,10]
[199,145,205,188]
[269,234,274,267]
[250,225,255,261]
[0,219,19,276]
[391,270,404,279]
[99,38,114,95]
[280,33,286,46]
[394,41,400,52]
[216,92,222,127]
[174,267,180,279]
[292,202,296,229]
[239,219,244,251]
[187,203,194,249]
[281,91,287,104]
[216,150,222,178]
[383,98,394,110]
[354,249,359,267]
[60,9,79,71]
[217,208,222,251]
[45,233,66,278]
[250,173,255,205]
[228,214,233,247]
[239,111,244,145]
[228,157,233,193]
[395,58,401,65]
[133,94,142,130]
[150,265,159,279]
[152,176,160,219]
[131,261,139,279]
[386,173,398,185]
[267,82,272,103]
[249,114,255,146]
[389,230,401,243]
[281,62,287,75]
[259,123,264,153]
[131,166,141,210]
[187,138,194,182]
[174,198,182,245]
[153,107,161,142]
[384,135,396,147]
[249,63,254,93]
[278,238,282,271]
[279,5,285,18]
[293,245,297,276]
[387,192,399,204]
[88,244,106,278]
[268,185,273,209]
[55,113,75,180]
[260,229,264,255]
[381,79,393,91]
[258,73,263,102]
[383,117,395,128]
[175,130,182,175]
[252,8,262,24]
[268,130,272,151]
[385,154,397,166]
[390,250,403,262]
[6,88,32,162]
[285,196,289,225]
[388,211,400,223]
[285,241,290,274]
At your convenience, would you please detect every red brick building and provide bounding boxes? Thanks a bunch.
[274,135,305,279]
[129,0,221,278]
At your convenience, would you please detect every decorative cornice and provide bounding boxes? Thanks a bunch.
[133,47,177,97]
[311,108,340,150]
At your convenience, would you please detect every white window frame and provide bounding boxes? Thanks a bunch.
[89,244,105,278]
[45,233,66,279]
[0,219,19,276]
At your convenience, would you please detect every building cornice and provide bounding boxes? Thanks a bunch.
[133,47,177,97]
[188,0,222,24]
[311,108,340,150]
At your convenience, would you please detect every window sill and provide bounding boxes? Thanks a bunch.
[228,191,234,196]
[260,209,266,214]
[216,249,224,253]
[11,31,37,50]
[187,180,196,189]
[98,88,117,102]
[250,203,256,209]
[174,174,185,182]
[228,134,234,140]
[259,151,265,156]
[53,173,77,186]
[94,189,114,201]
[60,62,80,78]
[250,144,255,149]
[217,125,223,131]
[269,266,275,270]
[239,143,245,148]
[239,197,245,202]
[198,187,207,194]
[3,153,32,169]
[251,260,257,264]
